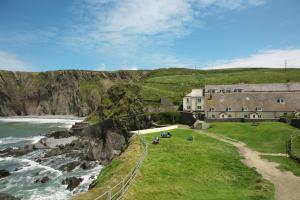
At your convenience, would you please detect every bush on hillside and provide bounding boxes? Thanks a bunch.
[150,111,195,126]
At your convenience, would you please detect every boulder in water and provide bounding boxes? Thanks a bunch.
[0,169,11,179]
[34,176,50,184]
[80,161,95,170]
[0,193,20,200]
[59,161,80,172]
[62,177,83,191]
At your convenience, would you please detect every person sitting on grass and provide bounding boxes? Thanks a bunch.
[152,136,160,144]
[161,132,166,138]
[167,132,172,138]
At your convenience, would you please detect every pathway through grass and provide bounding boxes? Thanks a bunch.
[124,129,273,200]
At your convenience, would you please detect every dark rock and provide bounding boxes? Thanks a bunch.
[0,169,11,179]
[88,180,97,190]
[0,192,21,200]
[46,130,72,139]
[62,177,83,191]
[13,167,22,172]
[59,161,80,172]
[34,176,50,184]
[80,161,95,170]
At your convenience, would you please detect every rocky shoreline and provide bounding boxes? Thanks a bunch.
[0,116,151,199]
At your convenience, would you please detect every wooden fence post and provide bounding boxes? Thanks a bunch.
[107,187,111,200]
[121,178,125,195]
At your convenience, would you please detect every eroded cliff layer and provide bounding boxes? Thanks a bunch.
[0,70,145,116]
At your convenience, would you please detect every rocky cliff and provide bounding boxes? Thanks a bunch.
[0,70,146,116]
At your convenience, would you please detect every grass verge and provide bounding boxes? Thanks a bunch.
[124,129,274,200]
[208,122,300,153]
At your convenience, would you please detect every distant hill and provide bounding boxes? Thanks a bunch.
[138,68,300,105]
[1,68,300,116]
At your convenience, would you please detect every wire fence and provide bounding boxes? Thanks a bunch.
[94,132,148,200]
[288,134,300,162]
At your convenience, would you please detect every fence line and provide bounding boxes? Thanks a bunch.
[288,134,300,162]
[94,132,148,200]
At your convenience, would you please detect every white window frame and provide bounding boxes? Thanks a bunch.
[277,98,285,104]
[242,107,248,111]
[256,107,263,112]
[226,107,232,112]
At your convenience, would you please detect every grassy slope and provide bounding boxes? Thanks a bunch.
[124,129,274,200]
[292,135,300,158]
[139,68,300,104]
[261,155,300,177]
[73,135,143,200]
[207,122,300,153]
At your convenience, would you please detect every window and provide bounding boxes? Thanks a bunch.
[226,89,231,93]
[186,98,189,103]
[220,89,225,93]
[228,114,232,118]
[277,98,285,104]
[197,98,201,103]
[187,106,191,110]
[226,107,232,112]
[212,115,215,118]
[244,114,248,118]
[209,89,216,93]
[259,115,262,118]
[242,107,248,111]
[256,107,262,111]
[209,107,215,111]
[234,89,243,93]
[197,106,202,110]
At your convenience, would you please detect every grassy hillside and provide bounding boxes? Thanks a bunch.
[207,122,300,153]
[124,129,274,200]
[138,68,300,105]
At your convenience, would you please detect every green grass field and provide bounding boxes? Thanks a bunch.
[291,135,300,158]
[124,129,274,200]
[207,122,300,153]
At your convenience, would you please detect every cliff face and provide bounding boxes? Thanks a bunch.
[0,70,145,116]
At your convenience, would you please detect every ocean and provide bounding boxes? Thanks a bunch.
[0,117,102,200]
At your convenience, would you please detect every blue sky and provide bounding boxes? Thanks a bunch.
[0,0,300,71]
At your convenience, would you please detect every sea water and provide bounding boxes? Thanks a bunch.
[0,117,102,200]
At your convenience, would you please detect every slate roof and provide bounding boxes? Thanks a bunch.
[205,83,300,92]
[205,92,300,112]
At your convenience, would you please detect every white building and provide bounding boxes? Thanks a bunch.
[183,89,204,112]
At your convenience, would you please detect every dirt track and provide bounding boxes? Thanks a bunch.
[199,131,300,200]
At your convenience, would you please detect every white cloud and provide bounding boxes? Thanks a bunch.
[208,49,300,69]
[69,0,268,67]
[0,50,32,71]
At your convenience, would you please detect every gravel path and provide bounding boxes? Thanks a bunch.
[198,131,300,200]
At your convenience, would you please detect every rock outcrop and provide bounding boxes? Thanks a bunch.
[0,70,145,117]
[0,170,11,179]
[62,177,83,191]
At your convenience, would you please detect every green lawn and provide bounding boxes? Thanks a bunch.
[124,129,274,200]
[291,135,300,158]
[207,122,300,153]
[261,155,300,177]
